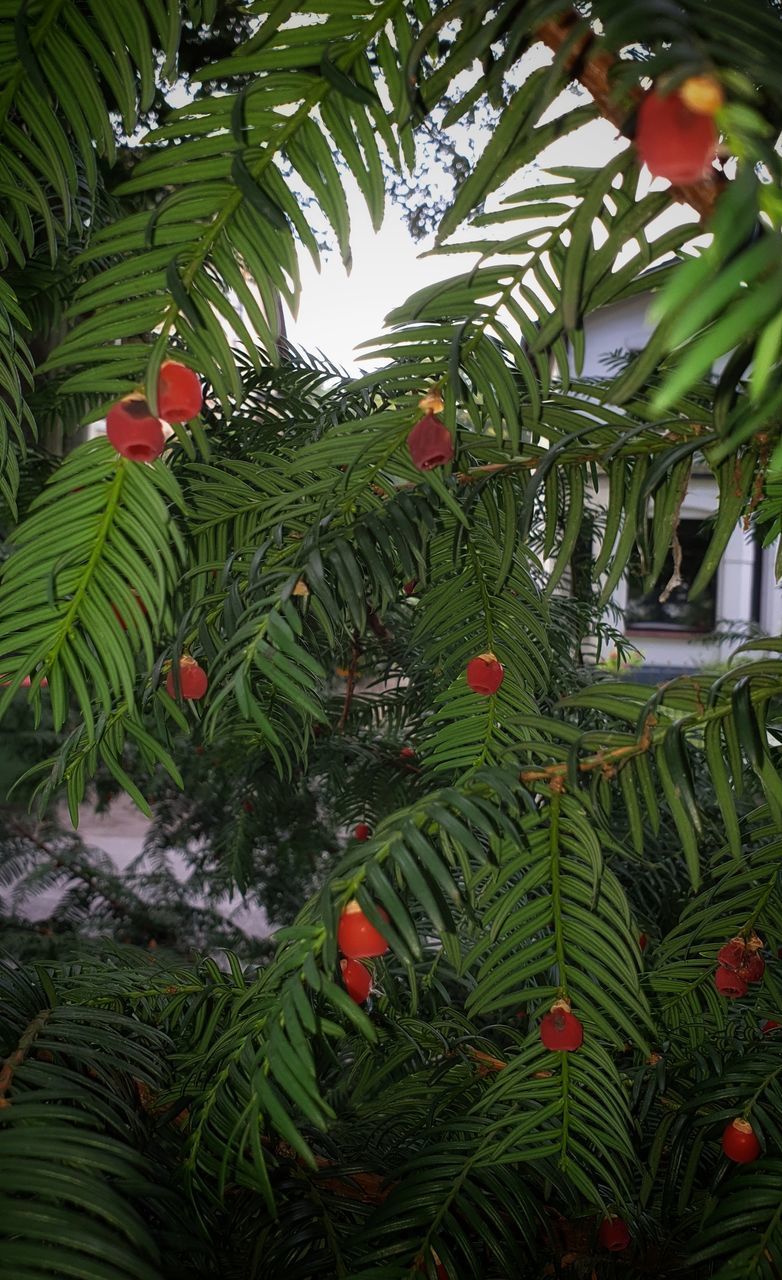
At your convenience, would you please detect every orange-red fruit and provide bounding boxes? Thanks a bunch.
[106,396,165,462]
[718,938,747,971]
[598,1217,631,1252]
[157,360,203,423]
[165,657,208,701]
[354,823,371,842]
[399,746,415,760]
[466,652,505,696]
[762,1019,780,1034]
[639,933,648,951]
[714,966,747,999]
[407,415,453,471]
[340,957,372,1004]
[403,580,418,596]
[722,1118,761,1164]
[635,88,718,184]
[738,952,765,984]
[540,1003,583,1052]
[337,900,389,959]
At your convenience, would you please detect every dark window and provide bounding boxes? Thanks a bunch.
[625,518,716,633]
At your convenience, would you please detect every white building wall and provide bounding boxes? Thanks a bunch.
[579,290,778,671]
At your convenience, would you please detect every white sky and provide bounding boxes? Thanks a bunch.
[286,109,696,373]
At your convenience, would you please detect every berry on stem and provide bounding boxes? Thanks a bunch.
[540,1000,583,1052]
[598,1217,631,1252]
[106,396,165,462]
[407,415,453,471]
[399,746,415,760]
[738,952,765,983]
[165,656,208,701]
[340,957,372,1004]
[722,1117,761,1164]
[718,938,747,971]
[714,966,747,998]
[354,823,371,842]
[337,900,389,958]
[157,360,203,422]
[635,87,718,184]
[466,652,504,696]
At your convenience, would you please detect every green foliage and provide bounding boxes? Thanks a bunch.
[1,1,782,1277]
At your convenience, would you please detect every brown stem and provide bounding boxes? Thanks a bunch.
[536,11,724,222]
[0,1009,52,1105]
[657,471,689,604]
[520,714,657,786]
[337,635,361,733]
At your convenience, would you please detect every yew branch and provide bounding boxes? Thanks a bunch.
[536,11,723,221]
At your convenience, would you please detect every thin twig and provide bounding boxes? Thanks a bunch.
[0,1009,52,1106]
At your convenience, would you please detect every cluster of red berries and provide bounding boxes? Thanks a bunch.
[337,899,389,1005]
[635,75,722,185]
[714,934,765,999]
[106,361,203,463]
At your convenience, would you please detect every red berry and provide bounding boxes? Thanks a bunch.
[165,657,208,701]
[722,1118,761,1164]
[243,800,254,814]
[635,88,718,184]
[714,966,748,999]
[738,953,765,984]
[157,360,203,423]
[407,415,453,471]
[761,1020,780,1034]
[337,900,389,958]
[639,933,648,951]
[466,652,504,696]
[598,1217,631,1252]
[717,938,747,971]
[399,746,415,760]
[540,1003,583,1052]
[106,396,165,462]
[354,823,371,842]
[403,580,418,596]
[340,957,372,1004]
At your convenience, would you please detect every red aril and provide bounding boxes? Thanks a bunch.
[722,1118,761,1164]
[407,415,453,470]
[337,900,389,958]
[157,360,203,422]
[635,88,718,184]
[166,657,208,701]
[714,966,747,998]
[598,1217,631,1252]
[466,652,505,696]
[106,396,165,462]
[540,1001,583,1052]
[340,957,372,1004]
